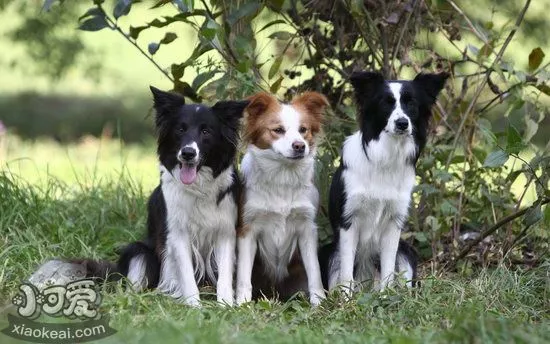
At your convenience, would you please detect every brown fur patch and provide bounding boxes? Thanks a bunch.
[243,92,283,149]
[291,92,329,147]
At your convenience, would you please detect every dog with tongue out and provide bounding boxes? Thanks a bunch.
[114,86,249,307]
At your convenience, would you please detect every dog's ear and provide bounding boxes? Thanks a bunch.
[245,92,278,119]
[150,86,185,126]
[349,71,385,98]
[292,92,329,120]
[212,100,250,128]
[413,72,449,105]
[212,100,250,145]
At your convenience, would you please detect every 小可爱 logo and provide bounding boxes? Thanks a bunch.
[2,279,116,343]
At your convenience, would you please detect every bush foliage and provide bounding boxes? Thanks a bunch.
[27,0,550,269]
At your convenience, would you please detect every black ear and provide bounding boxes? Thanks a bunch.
[150,86,185,126]
[212,100,250,145]
[349,71,385,96]
[413,72,449,105]
[212,100,250,127]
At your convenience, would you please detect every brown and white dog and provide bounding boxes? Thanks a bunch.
[236,92,328,305]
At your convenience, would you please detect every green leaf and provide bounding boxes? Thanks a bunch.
[79,7,103,21]
[171,63,186,80]
[440,200,458,216]
[257,19,286,33]
[544,204,550,227]
[192,70,218,90]
[113,0,132,20]
[270,76,284,93]
[506,125,524,154]
[523,203,542,227]
[79,15,110,32]
[268,56,283,79]
[483,150,509,168]
[148,42,160,55]
[160,32,178,44]
[528,47,545,71]
[266,0,285,11]
[129,25,147,39]
[424,215,441,233]
[236,60,251,73]
[151,0,171,8]
[268,31,292,40]
[524,118,539,142]
[226,2,261,26]
[173,80,201,102]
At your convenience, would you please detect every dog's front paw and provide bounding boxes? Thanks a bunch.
[236,287,252,305]
[217,293,234,307]
[309,290,326,306]
[180,294,201,308]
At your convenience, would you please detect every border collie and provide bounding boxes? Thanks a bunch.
[236,92,328,305]
[324,71,448,292]
[30,87,249,307]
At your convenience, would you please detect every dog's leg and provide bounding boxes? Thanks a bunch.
[338,225,359,295]
[379,223,400,291]
[236,233,257,305]
[170,233,200,306]
[215,233,235,306]
[298,222,325,305]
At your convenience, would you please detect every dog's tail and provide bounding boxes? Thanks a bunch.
[396,240,419,287]
[28,258,120,290]
[29,241,160,291]
[118,241,160,291]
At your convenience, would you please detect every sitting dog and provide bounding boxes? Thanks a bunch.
[236,92,329,305]
[30,87,249,306]
[324,71,448,292]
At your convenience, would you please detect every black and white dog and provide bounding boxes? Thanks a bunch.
[30,87,249,306]
[323,71,448,292]
[118,87,248,306]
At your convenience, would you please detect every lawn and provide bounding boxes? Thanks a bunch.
[0,137,549,343]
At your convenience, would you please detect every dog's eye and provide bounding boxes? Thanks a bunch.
[273,127,285,134]
[178,125,187,133]
[299,126,307,134]
[385,96,396,105]
[201,128,210,135]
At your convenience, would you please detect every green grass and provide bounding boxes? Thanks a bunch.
[1,139,549,343]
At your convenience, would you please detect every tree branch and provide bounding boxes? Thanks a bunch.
[446,197,549,271]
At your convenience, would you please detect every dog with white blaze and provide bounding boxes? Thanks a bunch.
[30,87,249,307]
[321,71,448,293]
[236,92,329,305]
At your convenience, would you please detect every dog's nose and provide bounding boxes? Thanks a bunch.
[395,118,409,131]
[180,147,197,161]
[292,141,306,154]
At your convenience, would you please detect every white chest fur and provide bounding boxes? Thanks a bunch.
[342,132,416,247]
[241,147,319,279]
[160,166,237,282]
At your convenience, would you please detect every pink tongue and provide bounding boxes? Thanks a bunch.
[179,165,197,185]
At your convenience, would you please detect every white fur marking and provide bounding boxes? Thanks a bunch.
[127,255,147,292]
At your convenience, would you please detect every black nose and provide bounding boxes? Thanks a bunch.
[180,147,197,161]
[395,118,409,131]
[292,141,306,154]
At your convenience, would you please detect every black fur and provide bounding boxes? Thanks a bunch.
[350,71,449,163]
